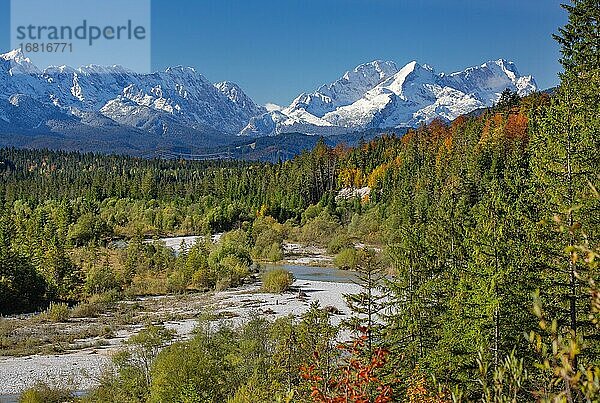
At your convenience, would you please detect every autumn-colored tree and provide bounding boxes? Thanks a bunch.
[301,331,394,403]
[405,368,449,403]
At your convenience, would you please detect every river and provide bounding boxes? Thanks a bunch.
[0,236,357,401]
[151,235,356,283]
[263,263,357,284]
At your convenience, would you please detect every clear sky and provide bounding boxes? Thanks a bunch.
[0,0,567,106]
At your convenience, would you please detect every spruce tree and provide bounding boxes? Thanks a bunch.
[530,0,600,365]
[343,248,387,357]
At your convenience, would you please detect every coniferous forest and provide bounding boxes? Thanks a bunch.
[1,1,599,402]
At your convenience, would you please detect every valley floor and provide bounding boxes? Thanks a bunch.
[0,277,359,396]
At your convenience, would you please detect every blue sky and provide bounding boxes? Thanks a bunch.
[0,0,567,105]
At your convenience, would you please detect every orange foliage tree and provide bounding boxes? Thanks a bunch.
[505,113,528,142]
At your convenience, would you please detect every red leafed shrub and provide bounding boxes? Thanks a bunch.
[301,330,394,403]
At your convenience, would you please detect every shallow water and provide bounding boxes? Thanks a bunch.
[0,393,18,403]
[0,390,88,403]
[149,234,221,256]
[264,263,357,284]
[157,236,356,283]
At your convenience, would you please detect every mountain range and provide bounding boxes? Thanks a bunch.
[243,59,536,137]
[0,49,537,157]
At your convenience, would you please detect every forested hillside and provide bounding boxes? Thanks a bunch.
[1,1,599,401]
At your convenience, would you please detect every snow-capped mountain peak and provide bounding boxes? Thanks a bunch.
[76,64,134,76]
[372,61,437,99]
[215,80,266,122]
[215,81,245,101]
[443,59,537,104]
[43,65,76,75]
[241,58,538,137]
[276,59,399,130]
[163,65,197,75]
[306,59,399,113]
[215,81,259,110]
[338,59,399,84]
[0,49,41,75]
[1,48,29,63]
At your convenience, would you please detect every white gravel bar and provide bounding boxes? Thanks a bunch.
[0,278,360,396]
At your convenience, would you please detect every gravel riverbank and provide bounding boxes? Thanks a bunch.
[0,278,360,396]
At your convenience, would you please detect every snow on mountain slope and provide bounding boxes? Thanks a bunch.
[0,49,41,75]
[215,81,265,118]
[1,94,76,130]
[241,58,537,137]
[0,49,538,143]
[97,67,256,135]
[285,60,399,118]
[441,59,536,104]
[240,60,399,137]
[322,61,439,128]
[240,110,293,137]
[0,49,260,137]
